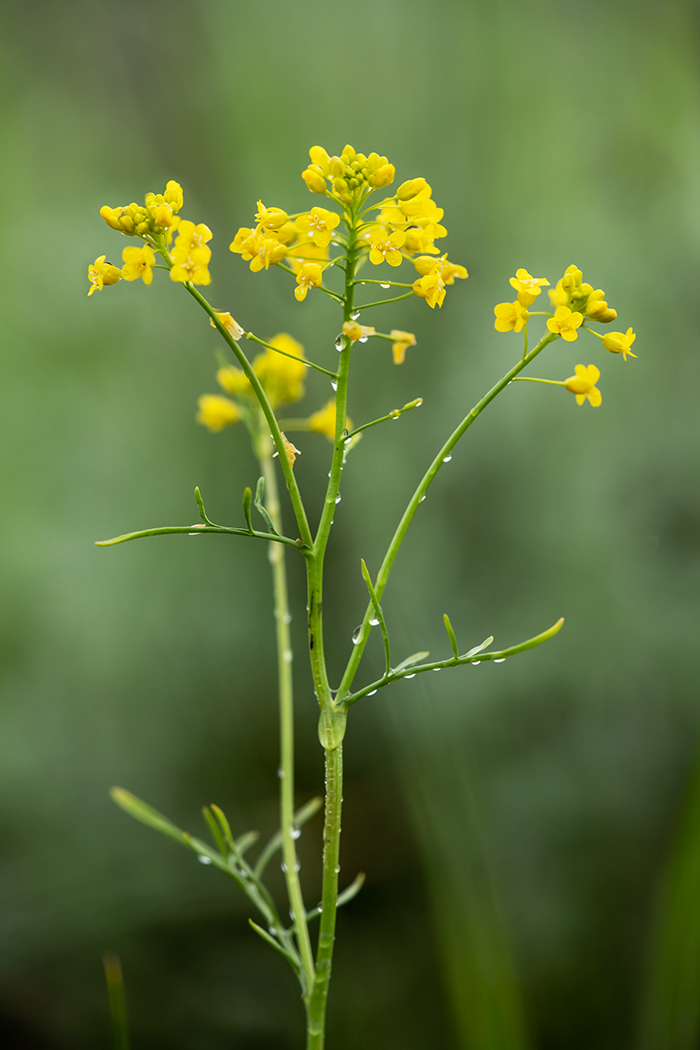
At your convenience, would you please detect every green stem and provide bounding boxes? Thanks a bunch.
[258,437,316,996]
[303,210,361,1050]
[183,284,314,550]
[336,332,559,700]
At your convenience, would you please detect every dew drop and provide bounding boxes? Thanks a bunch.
[281,863,288,873]
[494,658,506,663]
[359,336,368,343]
[334,864,341,874]
[283,613,292,624]
[443,455,452,463]
[419,494,426,502]
[380,282,391,289]
[198,855,212,865]
[335,335,343,350]
[277,767,285,778]
[188,530,203,536]
[405,673,416,679]
[291,828,302,840]
[351,310,360,320]
[369,616,380,626]
[352,625,363,644]
[368,689,378,695]
[472,660,481,666]
[331,379,338,391]
[433,668,441,672]
[283,650,293,663]
[335,495,342,504]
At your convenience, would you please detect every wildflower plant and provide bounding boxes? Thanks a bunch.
[89,144,636,1049]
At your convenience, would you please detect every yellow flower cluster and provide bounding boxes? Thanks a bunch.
[302,144,395,204]
[229,144,468,309]
[548,264,617,323]
[308,400,354,442]
[170,221,213,285]
[199,333,308,431]
[100,180,184,238]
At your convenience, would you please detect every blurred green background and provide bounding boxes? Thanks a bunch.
[1,0,699,1047]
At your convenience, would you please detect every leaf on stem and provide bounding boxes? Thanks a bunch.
[194,486,216,526]
[306,872,367,922]
[254,477,278,535]
[443,614,460,660]
[360,559,391,677]
[248,920,301,973]
[254,796,323,877]
[463,636,494,659]
[235,830,261,855]
[393,651,430,673]
[103,953,130,1050]
[242,487,254,533]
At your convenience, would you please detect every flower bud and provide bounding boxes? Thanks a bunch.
[369,164,395,188]
[309,146,331,173]
[302,168,327,194]
[396,177,430,201]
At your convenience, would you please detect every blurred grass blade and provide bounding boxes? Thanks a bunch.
[391,699,531,1050]
[638,749,700,1050]
[103,953,129,1050]
[111,787,190,847]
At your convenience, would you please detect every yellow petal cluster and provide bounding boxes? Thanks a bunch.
[196,395,241,431]
[390,330,416,365]
[412,254,468,308]
[170,221,213,285]
[548,265,617,323]
[602,328,637,360]
[547,306,584,341]
[295,207,341,248]
[87,255,122,296]
[252,333,307,407]
[100,180,184,237]
[564,364,602,407]
[342,321,376,343]
[295,262,325,301]
[302,144,395,205]
[494,300,529,333]
[121,245,155,285]
[509,269,549,306]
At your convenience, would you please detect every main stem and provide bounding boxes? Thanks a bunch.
[305,214,359,1050]
[258,436,316,996]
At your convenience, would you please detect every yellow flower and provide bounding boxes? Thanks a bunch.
[170,220,212,285]
[390,330,416,365]
[308,399,353,441]
[309,146,331,173]
[196,395,241,431]
[255,201,289,232]
[494,300,529,333]
[547,305,583,341]
[403,226,441,255]
[413,271,446,309]
[585,290,617,323]
[564,364,602,407]
[121,245,155,285]
[509,268,549,306]
[602,328,637,360]
[295,262,324,301]
[87,255,122,296]
[230,227,287,272]
[368,226,405,266]
[342,321,376,342]
[295,207,341,248]
[253,333,307,406]
[210,312,245,341]
[217,366,252,397]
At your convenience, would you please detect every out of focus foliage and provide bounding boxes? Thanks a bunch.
[0,1,699,1048]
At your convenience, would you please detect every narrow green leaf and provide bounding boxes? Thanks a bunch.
[111,788,190,847]
[360,559,391,677]
[103,953,130,1050]
[248,920,301,973]
[202,806,227,857]
[242,486,254,533]
[194,486,216,526]
[393,651,431,673]
[462,636,494,659]
[337,871,366,907]
[443,614,460,660]
[235,830,260,855]
[254,796,323,877]
[254,476,278,535]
